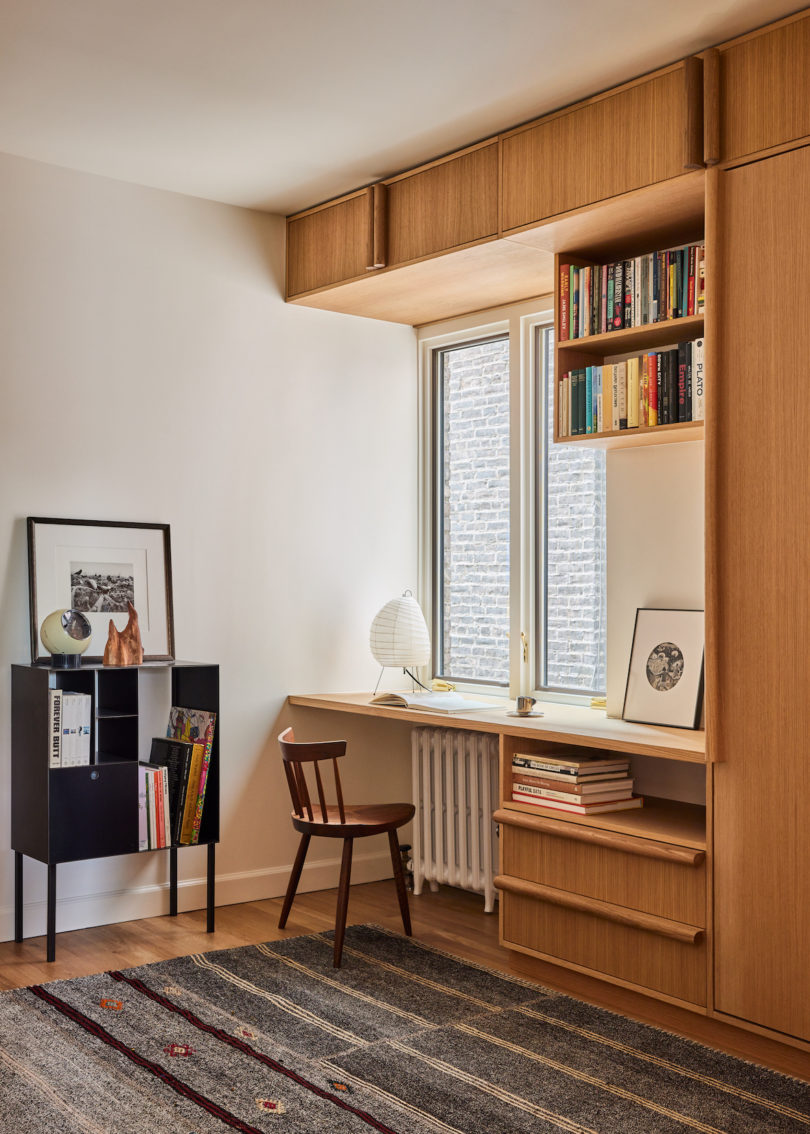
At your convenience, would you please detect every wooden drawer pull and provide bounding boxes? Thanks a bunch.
[703,48,720,166]
[494,874,704,944]
[494,807,705,866]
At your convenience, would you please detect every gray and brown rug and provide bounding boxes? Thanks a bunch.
[0,925,807,1133]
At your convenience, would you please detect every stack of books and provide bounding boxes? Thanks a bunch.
[511,750,642,814]
[559,242,705,341]
[137,705,216,850]
[559,338,704,437]
[48,689,92,768]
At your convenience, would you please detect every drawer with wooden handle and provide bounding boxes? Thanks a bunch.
[497,808,706,926]
[497,877,706,1005]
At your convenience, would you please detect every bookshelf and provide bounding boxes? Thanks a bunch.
[553,241,705,449]
[11,661,219,961]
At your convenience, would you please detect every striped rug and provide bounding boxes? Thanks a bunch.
[0,925,807,1133]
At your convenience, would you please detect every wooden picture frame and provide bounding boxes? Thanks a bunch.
[622,607,704,729]
[27,517,175,664]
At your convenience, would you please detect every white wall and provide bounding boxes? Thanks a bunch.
[606,441,705,717]
[0,152,417,941]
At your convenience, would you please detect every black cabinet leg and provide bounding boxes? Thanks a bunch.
[14,852,23,943]
[46,864,56,963]
[169,847,178,917]
[206,843,215,933]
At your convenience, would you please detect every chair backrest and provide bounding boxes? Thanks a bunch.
[278,726,347,824]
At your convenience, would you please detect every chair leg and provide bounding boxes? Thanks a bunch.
[388,829,412,937]
[278,833,311,929]
[334,838,353,967]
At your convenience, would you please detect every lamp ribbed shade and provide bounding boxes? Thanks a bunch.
[369,594,431,667]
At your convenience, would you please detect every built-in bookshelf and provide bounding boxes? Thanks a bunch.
[554,240,705,449]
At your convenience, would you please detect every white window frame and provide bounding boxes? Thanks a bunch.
[417,297,556,701]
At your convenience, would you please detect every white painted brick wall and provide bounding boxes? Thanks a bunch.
[440,334,606,693]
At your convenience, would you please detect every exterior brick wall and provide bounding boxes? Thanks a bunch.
[439,331,606,693]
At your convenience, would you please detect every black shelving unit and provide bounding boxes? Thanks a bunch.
[11,661,219,961]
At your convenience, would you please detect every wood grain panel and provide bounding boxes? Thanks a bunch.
[719,13,810,162]
[589,68,688,201]
[502,890,706,1004]
[501,104,596,233]
[501,823,705,925]
[286,190,371,296]
[711,145,810,1041]
[501,65,692,233]
[385,143,499,266]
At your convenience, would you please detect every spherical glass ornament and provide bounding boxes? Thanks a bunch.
[40,609,92,665]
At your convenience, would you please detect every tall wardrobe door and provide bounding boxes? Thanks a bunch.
[712,143,810,1041]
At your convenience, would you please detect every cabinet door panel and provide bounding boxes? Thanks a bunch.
[501,65,691,232]
[720,14,810,162]
[712,145,810,1040]
[386,143,499,265]
[50,763,138,862]
[287,191,371,296]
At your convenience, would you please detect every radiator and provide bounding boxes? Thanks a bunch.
[411,727,499,913]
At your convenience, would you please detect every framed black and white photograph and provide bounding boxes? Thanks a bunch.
[622,608,704,729]
[27,517,175,663]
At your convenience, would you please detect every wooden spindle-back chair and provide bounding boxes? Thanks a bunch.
[277,726,414,966]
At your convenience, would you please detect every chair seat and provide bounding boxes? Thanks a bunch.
[291,801,414,838]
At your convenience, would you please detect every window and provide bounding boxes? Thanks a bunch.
[537,326,606,695]
[433,334,510,686]
[419,303,606,699]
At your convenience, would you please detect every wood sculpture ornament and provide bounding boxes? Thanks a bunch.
[103,602,144,666]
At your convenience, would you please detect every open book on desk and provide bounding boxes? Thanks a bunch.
[369,691,497,714]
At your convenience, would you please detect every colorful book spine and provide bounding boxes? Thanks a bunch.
[627,357,639,429]
[559,265,570,340]
[693,338,705,420]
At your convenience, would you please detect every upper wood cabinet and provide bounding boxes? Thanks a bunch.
[384,141,499,267]
[501,61,701,234]
[711,10,810,164]
[287,186,383,297]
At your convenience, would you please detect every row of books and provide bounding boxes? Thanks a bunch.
[558,339,704,438]
[138,706,216,848]
[511,750,642,814]
[559,242,705,341]
[48,690,92,767]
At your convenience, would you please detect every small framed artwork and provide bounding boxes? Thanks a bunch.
[27,517,175,664]
[622,608,704,729]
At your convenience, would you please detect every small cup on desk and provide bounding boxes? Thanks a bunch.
[515,695,537,715]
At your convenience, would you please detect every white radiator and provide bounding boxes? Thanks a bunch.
[411,727,499,913]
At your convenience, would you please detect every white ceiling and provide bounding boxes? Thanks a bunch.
[0,0,798,216]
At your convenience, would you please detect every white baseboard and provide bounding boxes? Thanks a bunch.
[0,849,393,943]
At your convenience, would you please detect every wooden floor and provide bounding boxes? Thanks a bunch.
[0,881,505,991]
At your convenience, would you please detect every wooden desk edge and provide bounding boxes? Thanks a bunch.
[286,693,706,763]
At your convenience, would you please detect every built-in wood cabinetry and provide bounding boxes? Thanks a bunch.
[501,62,700,235]
[712,10,810,165]
[385,141,498,266]
[286,6,810,1065]
[286,61,702,323]
[494,731,709,1009]
[286,186,384,297]
[709,143,810,1043]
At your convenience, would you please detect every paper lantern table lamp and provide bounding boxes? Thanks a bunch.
[369,591,431,692]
